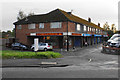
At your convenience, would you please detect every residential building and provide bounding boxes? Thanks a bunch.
[13,9,108,49]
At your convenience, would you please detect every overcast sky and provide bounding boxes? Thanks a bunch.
[0,0,120,31]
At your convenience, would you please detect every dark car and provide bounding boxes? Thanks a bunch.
[11,42,28,50]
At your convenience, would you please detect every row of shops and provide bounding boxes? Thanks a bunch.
[26,32,108,49]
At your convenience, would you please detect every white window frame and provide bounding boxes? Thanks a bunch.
[76,24,80,31]
[17,25,22,29]
[50,22,62,28]
[28,24,35,29]
[39,23,44,28]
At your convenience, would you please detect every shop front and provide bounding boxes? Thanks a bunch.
[26,32,83,49]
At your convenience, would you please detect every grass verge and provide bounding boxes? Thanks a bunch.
[0,50,62,59]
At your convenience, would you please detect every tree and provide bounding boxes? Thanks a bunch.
[103,22,110,30]
[111,24,116,33]
[11,28,15,37]
[17,10,26,21]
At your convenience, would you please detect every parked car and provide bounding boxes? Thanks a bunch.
[109,37,120,48]
[11,42,28,50]
[107,34,120,45]
[31,43,53,51]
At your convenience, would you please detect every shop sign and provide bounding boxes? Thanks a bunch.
[103,35,108,37]
[82,34,92,36]
[94,35,102,37]
[30,33,36,36]
[36,33,63,36]
[72,33,82,36]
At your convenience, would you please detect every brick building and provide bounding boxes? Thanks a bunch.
[13,9,108,49]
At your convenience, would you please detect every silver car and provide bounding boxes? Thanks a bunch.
[109,37,120,48]
[31,43,53,51]
[107,34,120,45]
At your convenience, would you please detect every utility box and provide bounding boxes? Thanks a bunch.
[34,38,39,51]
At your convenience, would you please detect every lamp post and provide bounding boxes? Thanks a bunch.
[67,21,69,51]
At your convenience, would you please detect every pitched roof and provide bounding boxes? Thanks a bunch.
[58,9,104,30]
[14,8,105,30]
[13,9,68,25]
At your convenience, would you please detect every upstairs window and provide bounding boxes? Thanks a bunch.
[99,30,101,33]
[84,26,87,31]
[89,27,91,31]
[88,27,89,31]
[93,28,95,32]
[92,28,94,32]
[28,24,35,29]
[76,24,80,31]
[17,25,22,29]
[96,29,98,33]
[50,22,61,28]
[39,23,44,28]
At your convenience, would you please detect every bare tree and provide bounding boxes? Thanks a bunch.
[17,10,26,21]
[111,24,116,33]
[103,22,110,30]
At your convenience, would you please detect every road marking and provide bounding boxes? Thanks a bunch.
[103,61,118,65]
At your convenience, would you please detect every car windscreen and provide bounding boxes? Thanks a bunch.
[113,37,120,41]
[48,43,52,45]
[110,36,120,40]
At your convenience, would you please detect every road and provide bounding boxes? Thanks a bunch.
[2,44,119,78]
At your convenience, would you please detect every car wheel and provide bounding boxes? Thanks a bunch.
[32,48,34,51]
[12,47,14,50]
[44,48,47,51]
[20,47,24,51]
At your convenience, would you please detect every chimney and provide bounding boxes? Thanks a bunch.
[88,17,91,22]
[98,23,100,27]
[67,12,71,15]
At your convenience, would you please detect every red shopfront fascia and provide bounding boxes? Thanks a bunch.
[26,33,63,36]
[72,33,82,36]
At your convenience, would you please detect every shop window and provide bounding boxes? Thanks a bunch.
[39,23,44,28]
[28,24,35,29]
[17,25,22,29]
[50,22,61,28]
[76,24,80,31]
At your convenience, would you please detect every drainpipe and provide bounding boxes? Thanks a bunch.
[67,21,69,51]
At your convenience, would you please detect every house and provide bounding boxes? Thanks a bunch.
[13,9,108,49]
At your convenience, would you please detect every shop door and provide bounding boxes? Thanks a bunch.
[74,39,81,47]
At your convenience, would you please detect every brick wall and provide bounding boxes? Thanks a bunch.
[16,21,75,45]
